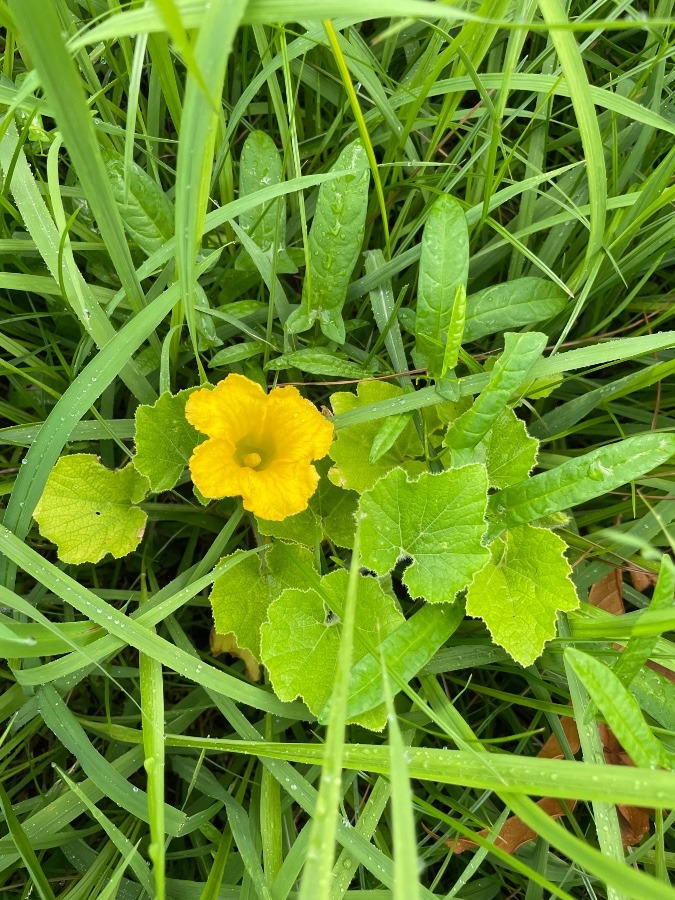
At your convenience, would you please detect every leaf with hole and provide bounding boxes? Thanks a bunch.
[359,466,489,603]
[34,454,149,564]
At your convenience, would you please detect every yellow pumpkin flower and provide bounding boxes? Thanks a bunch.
[185,373,334,521]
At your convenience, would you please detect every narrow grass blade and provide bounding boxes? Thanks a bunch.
[299,523,361,899]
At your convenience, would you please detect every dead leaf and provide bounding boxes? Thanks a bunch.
[630,568,657,593]
[451,797,578,854]
[210,629,261,681]
[589,569,624,615]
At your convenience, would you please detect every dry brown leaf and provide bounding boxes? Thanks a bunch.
[451,797,578,854]
[537,716,580,759]
[589,569,624,615]
[451,718,654,854]
[629,568,658,593]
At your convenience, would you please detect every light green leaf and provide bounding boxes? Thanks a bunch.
[133,389,202,493]
[328,382,424,493]
[286,139,370,343]
[466,525,578,666]
[565,648,673,770]
[464,277,567,343]
[257,467,358,549]
[238,130,285,253]
[327,602,465,724]
[264,348,375,379]
[489,434,675,532]
[441,283,466,376]
[261,570,404,729]
[34,454,149,564]
[103,148,173,257]
[482,409,539,489]
[209,341,266,368]
[415,195,468,379]
[359,467,489,604]
[445,332,545,460]
[210,542,317,662]
[236,130,295,273]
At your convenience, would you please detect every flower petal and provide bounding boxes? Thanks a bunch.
[240,460,320,520]
[185,374,267,440]
[189,437,250,499]
[264,385,334,464]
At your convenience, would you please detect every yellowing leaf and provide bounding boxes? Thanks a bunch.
[466,524,578,666]
[328,382,424,493]
[261,570,404,730]
[34,454,149,564]
[133,388,202,493]
[483,409,538,489]
[359,466,489,604]
[209,542,317,662]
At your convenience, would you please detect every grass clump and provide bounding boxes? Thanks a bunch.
[1,3,675,898]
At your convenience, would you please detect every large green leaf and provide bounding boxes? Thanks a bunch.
[209,542,317,662]
[359,467,489,603]
[466,525,578,666]
[34,455,149,564]
[261,570,404,729]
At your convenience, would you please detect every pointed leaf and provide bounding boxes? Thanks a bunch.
[466,525,578,666]
[489,434,675,531]
[613,555,675,686]
[415,195,468,378]
[286,139,370,342]
[359,467,489,603]
[445,332,546,459]
[464,277,567,342]
[238,130,285,254]
[565,648,673,770]
[103,148,173,256]
[34,454,149,564]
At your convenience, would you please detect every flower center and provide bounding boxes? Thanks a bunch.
[242,451,262,469]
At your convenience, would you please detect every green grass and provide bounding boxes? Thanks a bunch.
[2,2,675,898]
